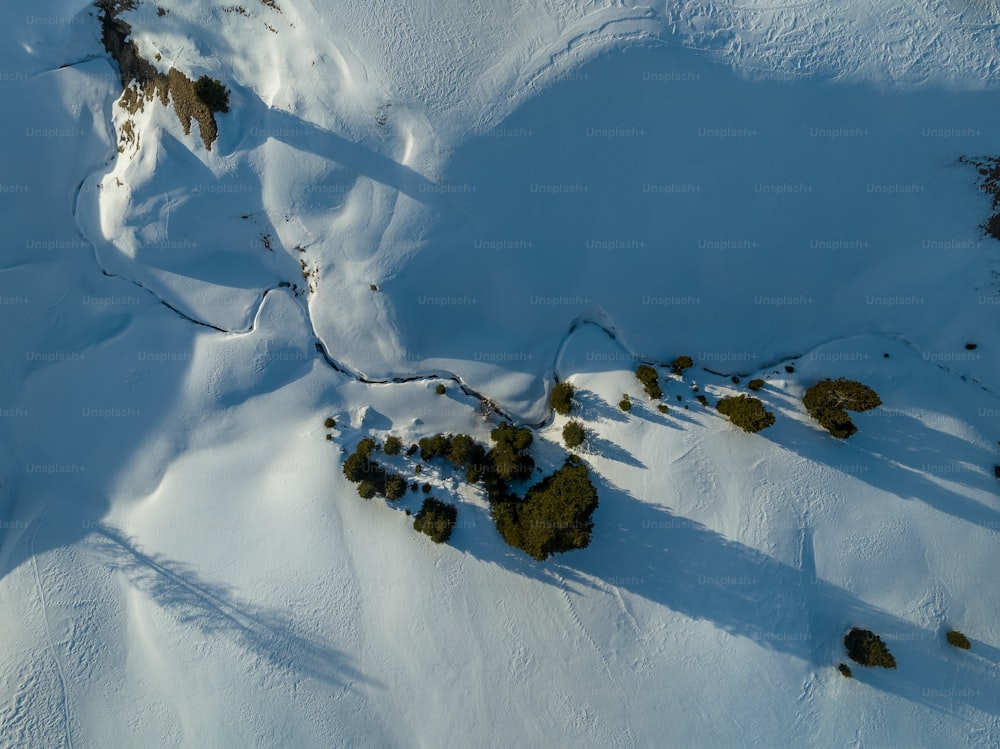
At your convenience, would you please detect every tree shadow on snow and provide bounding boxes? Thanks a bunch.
[90,524,380,691]
[457,472,1000,721]
[760,400,1000,535]
[571,389,628,424]
[581,434,646,469]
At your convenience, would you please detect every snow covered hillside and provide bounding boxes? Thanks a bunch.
[1,0,999,746]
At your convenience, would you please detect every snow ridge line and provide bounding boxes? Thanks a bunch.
[28,513,74,749]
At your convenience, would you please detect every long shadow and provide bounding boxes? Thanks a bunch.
[759,397,1000,534]
[582,434,647,468]
[456,471,1000,720]
[572,389,628,424]
[90,524,379,690]
[233,97,443,209]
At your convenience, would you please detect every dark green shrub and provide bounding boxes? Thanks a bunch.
[343,438,387,494]
[550,381,575,415]
[785,364,795,373]
[563,420,585,449]
[384,473,407,500]
[324,416,336,428]
[193,75,230,113]
[406,443,419,457]
[946,630,971,650]
[619,394,631,412]
[803,378,882,438]
[413,498,458,543]
[672,355,694,374]
[355,437,377,458]
[844,628,896,668]
[657,404,669,414]
[731,376,740,384]
[435,383,446,395]
[837,663,853,678]
[357,482,377,500]
[635,364,663,399]
[696,395,708,407]
[748,379,765,391]
[422,482,432,493]
[384,436,402,455]
[716,395,775,433]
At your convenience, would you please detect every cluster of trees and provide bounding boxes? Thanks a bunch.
[342,438,408,500]
[839,627,973,678]
[418,424,532,502]
[803,378,881,438]
[415,423,599,560]
[492,456,599,561]
[341,434,458,543]
[635,364,663,399]
[716,394,775,433]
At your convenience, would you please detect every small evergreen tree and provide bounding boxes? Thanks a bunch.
[619,394,632,412]
[946,630,972,650]
[357,482,377,500]
[716,395,775,433]
[844,628,896,668]
[635,364,663,399]
[550,381,575,415]
[193,75,230,113]
[383,435,402,455]
[435,383,446,395]
[383,473,407,500]
[837,663,853,678]
[413,498,458,543]
[355,437,377,458]
[672,355,694,374]
[563,420,585,449]
[324,416,337,428]
[747,379,765,391]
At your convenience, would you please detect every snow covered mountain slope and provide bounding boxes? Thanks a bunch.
[1,0,999,747]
